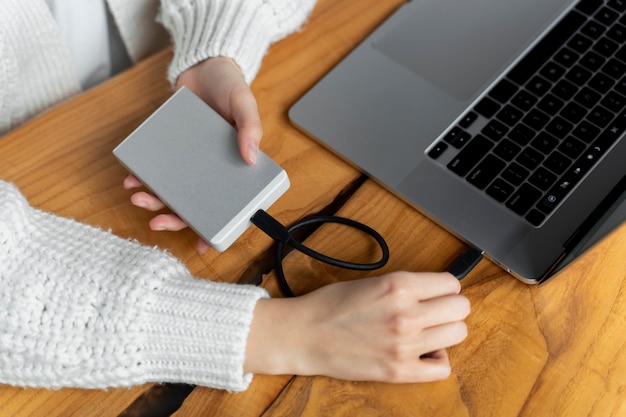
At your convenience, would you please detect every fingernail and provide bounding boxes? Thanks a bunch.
[248,143,258,164]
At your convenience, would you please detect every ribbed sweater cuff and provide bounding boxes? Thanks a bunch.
[159,0,315,84]
[137,276,268,391]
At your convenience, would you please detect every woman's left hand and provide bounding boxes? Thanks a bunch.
[123,57,261,253]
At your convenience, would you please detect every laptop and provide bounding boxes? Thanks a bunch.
[289,0,626,284]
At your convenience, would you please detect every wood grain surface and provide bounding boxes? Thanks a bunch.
[1,0,625,416]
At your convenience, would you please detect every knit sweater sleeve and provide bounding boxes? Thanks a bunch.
[158,0,318,84]
[0,180,268,391]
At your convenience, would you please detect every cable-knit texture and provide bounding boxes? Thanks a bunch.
[0,0,80,135]
[0,0,317,137]
[158,0,318,84]
[0,181,268,390]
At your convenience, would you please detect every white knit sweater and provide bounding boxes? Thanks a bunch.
[0,0,317,135]
[0,180,270,390]
[0,0,317,389]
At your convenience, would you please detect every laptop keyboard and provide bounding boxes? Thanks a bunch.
[428,0,626,226]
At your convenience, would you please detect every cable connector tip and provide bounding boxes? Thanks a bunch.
[448,247,483,280]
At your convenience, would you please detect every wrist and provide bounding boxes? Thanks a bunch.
[244,297,315,376]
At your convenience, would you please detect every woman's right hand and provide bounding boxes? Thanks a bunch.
[245,271,470,383]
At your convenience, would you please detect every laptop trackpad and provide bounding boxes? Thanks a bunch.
[373,0,572,101]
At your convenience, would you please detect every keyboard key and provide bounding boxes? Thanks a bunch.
[544,151,572,174]
[554,47,580,67]
[602,58,626,79]
[428,141,448,159]
[574,87,601,108]
[474,96,501,118]
[459,111,478,128]
[481,119,509,141]
[467,155,506,189]
[486,178,515,202]
[552,79,579,100]
[538,94,565,115]
[511,90,539,111]
[489,79,518,103]
[526,75,553,97]
[589,72,615,94]
[494,139,522,161]
[560,101,588,123]
[568,33,593,53]
[517,147,544,170]
[580,50,606,71]
[595,6,619,25]
[447,135,493,176]
[500,162,529,186]
[581,20,607,39]
[577,0,603,15]
[572,120,601,142]
[558,136,586,158]
[607,22,626,42]
[444,126,472,148]
[546,116,574,138]
[526,209,546,226]
[529,167,557,190]
[496,105,524,126]
[601,91,626,112]
[509,123,536,146]
[523,109,550,130]
[593,36,619,57]
[531,132,559,154]
[506,183,543,215]
[565,65,592,85]
[540,61,566,82]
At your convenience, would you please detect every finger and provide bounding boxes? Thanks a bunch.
[379,349,452,383]
[414,321,468,356]
[237,123,263,165]
[406,272,462,300]
[413,350,453,382]
[196,238,211,254]
[130,191,166,211]
[149,213,188,231]
[230,86,263,164]
[417,294,471,327]
[123,174,143,189]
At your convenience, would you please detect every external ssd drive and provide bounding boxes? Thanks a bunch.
[113,87,290,252]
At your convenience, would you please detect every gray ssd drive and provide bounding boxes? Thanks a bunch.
[113,87,289,251]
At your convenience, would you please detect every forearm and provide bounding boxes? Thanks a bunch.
[0,180,268,391]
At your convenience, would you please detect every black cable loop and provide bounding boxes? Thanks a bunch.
[251,210,389,297]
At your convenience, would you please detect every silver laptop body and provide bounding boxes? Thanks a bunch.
[290,0,626,283]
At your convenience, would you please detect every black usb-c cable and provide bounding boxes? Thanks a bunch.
[251,209,482,297]
[251,209,389,297]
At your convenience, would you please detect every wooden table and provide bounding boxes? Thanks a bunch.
[1,1,625,416]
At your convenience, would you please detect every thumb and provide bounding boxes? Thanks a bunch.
[231,85,263,164]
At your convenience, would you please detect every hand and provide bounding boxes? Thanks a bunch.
[124,57,261,253]
[245,272,470,383]
[176,56,262,165]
